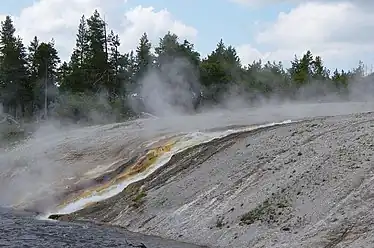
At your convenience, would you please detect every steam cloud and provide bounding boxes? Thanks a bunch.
[128,57,201,117]
[1,54,374,214]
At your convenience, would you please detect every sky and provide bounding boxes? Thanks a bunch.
[1,0,374,72]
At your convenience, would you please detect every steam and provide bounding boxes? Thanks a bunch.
[129,57,200,117]
[0,122,73,211]
[1,53,374,215]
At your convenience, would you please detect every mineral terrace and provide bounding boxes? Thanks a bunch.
[55,110,374,248]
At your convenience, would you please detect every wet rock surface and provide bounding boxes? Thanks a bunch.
[60,112,374,248]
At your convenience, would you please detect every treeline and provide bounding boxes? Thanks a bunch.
[0,10,367,123]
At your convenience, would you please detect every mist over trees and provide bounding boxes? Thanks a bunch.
[0,10,369,123]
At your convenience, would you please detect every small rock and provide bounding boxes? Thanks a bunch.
[331,217,338,222]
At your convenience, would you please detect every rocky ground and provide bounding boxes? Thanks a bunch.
[3,102,374,247]
[57,111,374,248]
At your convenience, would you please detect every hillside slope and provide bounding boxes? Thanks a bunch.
[59,111,374,248]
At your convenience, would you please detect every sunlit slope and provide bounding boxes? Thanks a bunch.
[50,120,293,216]
[2,101,374,215]
[53,112,374,248]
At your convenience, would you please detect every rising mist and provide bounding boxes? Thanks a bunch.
[0,51,374,214]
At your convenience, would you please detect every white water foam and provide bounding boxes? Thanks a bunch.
[52,120,294,215]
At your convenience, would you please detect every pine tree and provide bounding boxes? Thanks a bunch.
[27,36,39,80]
[86,9,108,92]
[0,16,29,117]
[14,37,30,117]
[179,39,200,66]
[74,15,89,67]
[311,55,329,80]
[32,40,60,111]
[107,30,121,98]
[155,32,180,66]
[60,15,90,93]
[135,32,152,80]
[126,50,137,87]
[200,39,231,97]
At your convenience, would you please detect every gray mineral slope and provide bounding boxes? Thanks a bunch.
[62,111,374,248]
[3,101,373,211]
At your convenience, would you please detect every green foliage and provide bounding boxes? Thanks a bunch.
[0,11,369,124]
[240,197,290,225]
[131,189,147,208]
[135,32,153,80]
[51,92,127,124]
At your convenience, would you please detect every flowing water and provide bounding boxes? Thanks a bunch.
[0,207,204,247]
